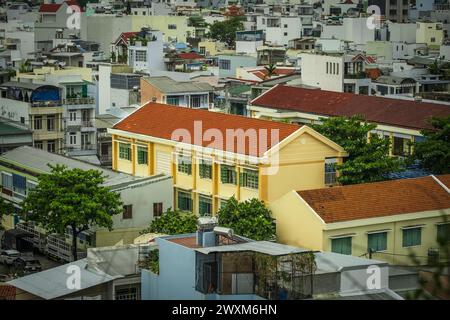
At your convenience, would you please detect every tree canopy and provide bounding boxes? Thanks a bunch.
[141,208,198,235]
[22,165,123,260]
[217,197,275,241]
[312,115,403,185]
[413,115,450,174]
[208,17,244,47]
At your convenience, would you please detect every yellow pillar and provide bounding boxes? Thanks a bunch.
[236,165,241,201]
[112,135,117,171]
[131,139,136,176]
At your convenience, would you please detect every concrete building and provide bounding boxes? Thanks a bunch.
[368,0,412,23]
[0,81,64,153]
[8,244,145,300]
[270,175,450,266]
[141,222,399,300]
[217,53,257,78]
[127,29,165,73]
[416,22,445,47]
[235,30,264,55]
[140,76,214,109]
[0,146,173,247]
[299,52,373,94]
[109,102,347,216]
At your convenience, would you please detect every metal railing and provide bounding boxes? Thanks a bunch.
[63,97,95,105]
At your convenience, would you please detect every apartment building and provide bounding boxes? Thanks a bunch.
[248,85,450,157]
[108,103,347,216]
[270,175,450,266]
[416,22,445,47]
[0,146,173,248]
[235,30,264,55]
[140,76,214,109]
[0,81,64,153]
[14,66,97,158]
[127,29,165,73]
[300,52,373,94]
[368,0,412,23]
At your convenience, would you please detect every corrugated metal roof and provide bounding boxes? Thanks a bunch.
[143,76,213,94]
[195,241,310,256]
[7,259,120,299]
[0,146,169,188]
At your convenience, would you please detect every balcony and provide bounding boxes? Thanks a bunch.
[63,97,95,108]
[344,72,368,79]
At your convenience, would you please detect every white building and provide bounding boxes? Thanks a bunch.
[128,30,165,73]
[235,30,264,55]
[300,52,372,94]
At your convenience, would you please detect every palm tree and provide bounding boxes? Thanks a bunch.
[264,64,277,79]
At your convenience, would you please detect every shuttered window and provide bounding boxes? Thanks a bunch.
[331,237,352,255]
[368,232,387,252]
[239,169,258,189]
[220,165,236,184]
[403,227,421,247]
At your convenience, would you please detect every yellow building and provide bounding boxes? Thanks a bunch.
[270,175,450,266]
[416,22,444,48]
[109,102,348,215]
[16,66,93,83]
[249,85,450,157]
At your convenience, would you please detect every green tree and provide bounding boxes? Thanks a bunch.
[413,116,450,174]
[217,197,275,241]
[312,115,403,185]
[264,64,277,79]
[0,198,14,231]
[22,165,123,261]
[208,17,244,47]
[141,208,198,235]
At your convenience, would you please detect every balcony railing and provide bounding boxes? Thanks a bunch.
[31,101,61,108]
[63,97,95,105]
[81,120,94,127]
[344,72,368,79]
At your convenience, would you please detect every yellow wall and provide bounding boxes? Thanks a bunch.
[111,126,345,215]
[270,191,325,250]
[131,16,195,43]
[416,23,444,47]
[270,191,450,266]
[95,227,144,247]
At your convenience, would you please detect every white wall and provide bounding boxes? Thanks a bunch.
[0,98,29,125]
[113,176,173,230]
[388,23,417,43]
[236,40,264,55]
[440,45,450,61]
[300,53,344,92]
[98,64,112,115]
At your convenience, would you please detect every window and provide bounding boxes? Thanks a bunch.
[1,172,13,191]
[325,158,337,185]
[284,24,288,28]
[47,140,55,153]
[135,50,147,62]
[219,59,231,70]
[20,117,25,124]
[368,232,387,252]
[220,199,228,209]
[168,24,177,30]
[331,237,352,255]
[177,154,192,175]
[69,133,77,145]
[137,146,148,165]
[34,116,42,130]
[34,141,43,150]
[166,96,180,106]
[123,205,132,219]
[431,37,436,43]
[26,180,37,194]
[47,115,55,131]
[220,165,236,184]
[199,160,212,179]
[240,169,258,189]
[12,173,26,196]
[69,112,77,122]
[153,202,163,217]
[119,143,131,161]
[190,95,201,108]
[177,190,193,211]
[403,227,422,247]
[437,224,450,243]
[198,195,212,216]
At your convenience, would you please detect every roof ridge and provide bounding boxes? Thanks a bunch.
[431,175,450,194]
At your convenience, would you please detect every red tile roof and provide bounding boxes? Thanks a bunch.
[39,1,83,13]
[251,85,450,131]
[0,285,16,300]
[177,52,204,60]
[168,236,201,248]
[39,3,61,12]
[249,68,296,80]
[113,102,301,157]
[297,175,450,223]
